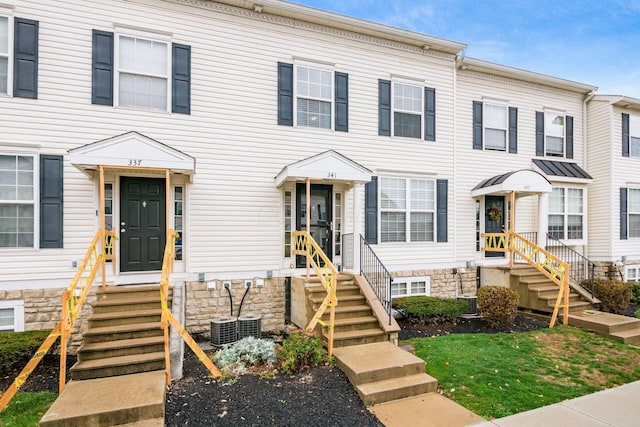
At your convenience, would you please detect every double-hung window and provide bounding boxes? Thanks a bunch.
[629,189,640,238]
[630,115,640,157]
[548,187,584,240]
[295,65,333,129]
[117,35,169,111]
[380,177,435,243]
[391,277,431,298]
[545,112,565,156]
[484,103,508,150]
[0,15,9,94]
[0,155,34,248]
[393,82,423,138]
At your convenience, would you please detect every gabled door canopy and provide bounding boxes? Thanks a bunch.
[69,131,196,178]
[472,169,551,198]
[275,150,372,186]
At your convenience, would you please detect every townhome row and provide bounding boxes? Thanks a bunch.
[1,0,638,338]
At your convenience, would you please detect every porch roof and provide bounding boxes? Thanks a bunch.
[532,159,593,182]
[274,150,372,186]
[68,132,196,177]
[472,169,552,198]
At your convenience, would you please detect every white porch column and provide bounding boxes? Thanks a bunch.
[353,183,363,273]
[537,192,549,248]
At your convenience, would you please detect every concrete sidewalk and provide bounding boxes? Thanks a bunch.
[469,380,640,427]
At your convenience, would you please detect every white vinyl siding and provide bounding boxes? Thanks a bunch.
[630,115,640,157]
[0,300,24,332]
[484,103,508,150]
[629,189,640,238]
[0,155,35,248]
[391,276,431,298]
[393,82,423,139]
[117,35,169,111]
[549,187,584,240]
[381,177,434,243]
[545,111,565,157]
[0,15,8,95]
[295,65,332,129]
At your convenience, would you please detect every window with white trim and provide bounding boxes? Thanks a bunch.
[0,155,34,247]
[630,115,640,157]
[627,265,640,282]
[104,183,114,260]
[117,34,169,110]
[629,189,640,238]
[393,82,423,138]
[295,65,332,129]
[334,193,342,256]
[484,103,508,151]
[545,112,565,156]
[0,15,9,94]
[391,276,431,298]
[174,186,183,261]
[380,177,434,243]
[284,191,292,257]
[0,300,24,332]
[548,187,583,240]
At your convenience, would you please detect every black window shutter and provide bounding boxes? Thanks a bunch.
[621,187,628,240]
[91,30,114,105]
[335,72,348,132]
[536,111,545,156]
[508,107,518,154]
[424,87,436,141]
[40,155,63,248]
[172,43,191,114]
[623,113,630,157]
[364,177,378,244]
[436,179,448,242]
[13,18,38,99]
[277,62,293,126]
[378,80,391,136]
[472,101,483,149]
[566,115,574,159]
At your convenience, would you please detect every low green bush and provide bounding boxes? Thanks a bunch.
[635,309,640,319]
[477,286,519,328]
[213,336,277,374]
[585,279,632,315]
[0,330,53,371]
[277,330,327,374]
[629,282,640,306]
[392,296,468,325]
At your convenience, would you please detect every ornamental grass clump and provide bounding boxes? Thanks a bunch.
[213,336,277,374]
[477,286,519,328]
[392,296,468,325]
[277,329,327,374]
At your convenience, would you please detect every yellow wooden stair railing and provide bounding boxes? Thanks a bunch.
[159,229,221,385]
[0,228,117,412]
[483,231,570,327]
[292,230,339,357]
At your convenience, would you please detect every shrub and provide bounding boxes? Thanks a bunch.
[213,336,277,374]
[635,309,640,319]
[477,286,519,328]
[277,330,326,374]
[392,296,468,325]
[586,279,632,315]
[0,330,54,371]
[629,283,640,306]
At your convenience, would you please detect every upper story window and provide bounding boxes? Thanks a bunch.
[296,65,332,129]
[393,82,423,138]
[0,154,34,247]
[548,187,584,240]
[380,177,435,243]
[629,114,640,157]
[117,35,169,110]
[545,112,565,156]
[0,16,8,94]
[472,101,517,153]
[378,79,435,141]
[0,14,38,99]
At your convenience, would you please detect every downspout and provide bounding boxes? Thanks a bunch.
[582,90,595,260]
[453,53,463,268]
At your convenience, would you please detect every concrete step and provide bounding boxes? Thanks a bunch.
[610,329,640,345]
[321,304,372,320]
[520,275,554,285]
[330,328,387,347]
[82,322,162,344]
[88,309,163,328]
[306,284,362,298]
[69,352,165,380]
[39,371,165,427]
[569,311,640,334]
[93,297,161,314]
[97,284,164,301]
[311,293,365,307]
[567,301,593,312]
[331,316,380,333]
[77,336,166,361]
[357,373,438,406]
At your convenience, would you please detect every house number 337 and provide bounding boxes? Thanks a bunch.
[128,159,142,166]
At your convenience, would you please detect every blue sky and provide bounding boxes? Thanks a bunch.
[289,0,640,98]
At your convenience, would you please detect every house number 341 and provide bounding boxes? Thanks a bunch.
[128,159,142,166]
[327,172,336,178]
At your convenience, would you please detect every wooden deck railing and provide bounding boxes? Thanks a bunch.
[483,231,570,327]
[292,230,339,357]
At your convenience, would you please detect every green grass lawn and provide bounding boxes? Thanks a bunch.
[0,392,57,427]
[406,326,640,419]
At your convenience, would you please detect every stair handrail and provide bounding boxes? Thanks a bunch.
[359,235,393,326]
[0,228,117,412]
[292,230,338,357]
[545,233,596,299]
[159,229,221,385]
[483,231,570,328]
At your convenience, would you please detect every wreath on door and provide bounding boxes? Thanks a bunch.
[488,206,502,221]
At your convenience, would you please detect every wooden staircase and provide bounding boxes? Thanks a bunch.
[509,266,592,314]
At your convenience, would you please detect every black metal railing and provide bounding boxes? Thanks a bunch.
[545,233,595,298]
[360,235,393,325]
[341,233,354,270]
[518,231,538,243]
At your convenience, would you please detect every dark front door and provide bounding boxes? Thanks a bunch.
[485,195,505,258]
[296,184,332,268]
[120,177,166,272]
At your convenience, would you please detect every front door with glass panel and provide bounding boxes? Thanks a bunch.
[120,177,166,272]
[296,184,332,268]
[485,195,505,258]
